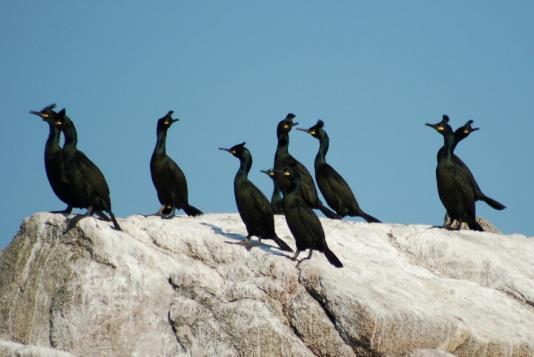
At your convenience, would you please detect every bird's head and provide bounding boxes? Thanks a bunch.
[425,114,453,136]
[157,111,179,131]
[219,142,247,158]
[30,103,57,123]
[297,119,325,139]
[276,113,298,136]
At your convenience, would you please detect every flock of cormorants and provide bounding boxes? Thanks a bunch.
[31,105,505,268]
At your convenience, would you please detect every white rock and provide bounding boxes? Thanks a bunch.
[0,212,532,356]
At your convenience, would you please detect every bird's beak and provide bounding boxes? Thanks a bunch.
[292,121,299,127]
[471,127,480,132]
[30,110,44,118]
[296,128,310,133]
[425,123,437,129]
[219,147,232,153]
[171,119,179,124]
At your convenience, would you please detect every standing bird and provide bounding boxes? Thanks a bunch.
[30,104,72,214]
[273,166,342,267]
[150,111,203,218]
[52,109,121,230]
[273,113,339,219]
[219,142,292,251]
[260,169,284,214]
[449,120,505,210]
[426,115,483,231]
[297,120,381,222]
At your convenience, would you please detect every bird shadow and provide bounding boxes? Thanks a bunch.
[201,223,291,258]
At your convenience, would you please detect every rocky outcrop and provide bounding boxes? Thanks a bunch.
[0,213,533,356]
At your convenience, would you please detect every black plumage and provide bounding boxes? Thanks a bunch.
[426,115,483,231]
[449,120,505,211]
[150,111,203,218]
[273,166,342,267]
[260,169,284,215]
[273,113,339,219]
[30,104,72,214]
[220,142,292,251]
[53,109,121,231]
[297,120,381,222]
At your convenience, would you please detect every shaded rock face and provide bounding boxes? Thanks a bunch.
[0,213,533,357]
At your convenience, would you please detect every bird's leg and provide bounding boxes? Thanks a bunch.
[296,250,313,267]
[161,207,176,219]
[51,205,72,215]
[95,210,111,221]
[290,249,301,261]
[455,219,463,231]
[65,207,95,233]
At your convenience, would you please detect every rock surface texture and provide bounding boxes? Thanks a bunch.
[0,213,533,357]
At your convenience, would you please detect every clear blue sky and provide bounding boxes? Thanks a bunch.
[1,1,533,248]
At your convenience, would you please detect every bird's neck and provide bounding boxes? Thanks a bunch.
[235,153,252,182]
[439,134,455,161]
[154,128,168,156]
[275,133,290,159]
[314,134,329,168]
[62,124,78,156]
[45,123,61,151]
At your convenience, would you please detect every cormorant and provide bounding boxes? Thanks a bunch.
[260,169,284,215]
[273,113,339,219]
[426,115,483,231]
[150,111,203,218]
[219,142,292,252]
[273,166,342,267]
[450,120,505,210]
[297,120,381,222]
[30,104,72,214]
[53,109,121,231]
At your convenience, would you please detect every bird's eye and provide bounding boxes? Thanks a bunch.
[310,130,316,135]
[231,150,237,154]
[464,129,469,134]
[284,171,291,176]
[42,113,49,118]
[437,126,444,131]
[283,124,289,129]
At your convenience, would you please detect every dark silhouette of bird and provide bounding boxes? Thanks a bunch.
[297,120,381,223]
[426,115,483,231]
[260,169,284,215]
[273,165,342,267]
[30,104,72,214]
[449,120,505,211]
[273,113,339,219]
[150,111,203,218]
[52,109,121,231]
[219,142,292,252]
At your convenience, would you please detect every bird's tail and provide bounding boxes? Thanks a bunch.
[184,204,203,217]
[107,211,122,231]
[273,236,293,252]
[318,202,341,219]
[467,219,484,232]
[480,195,506,210]
[359,211,382,223]
[324,247,343,268]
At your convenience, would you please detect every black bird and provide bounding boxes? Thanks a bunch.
[297,120,381,222]
[450,120,505,210]
[273,113,339,219]
[30,104,72,214]
[260,169,284,215]
[426,115,483,231]
[53,109,121,231]
[219,142,292,252]
[273,166,342,267]
[150,111,203,218]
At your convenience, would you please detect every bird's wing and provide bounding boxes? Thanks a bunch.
[318,163,358,204]
[165,158,188,203]
[75,151,110,195]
